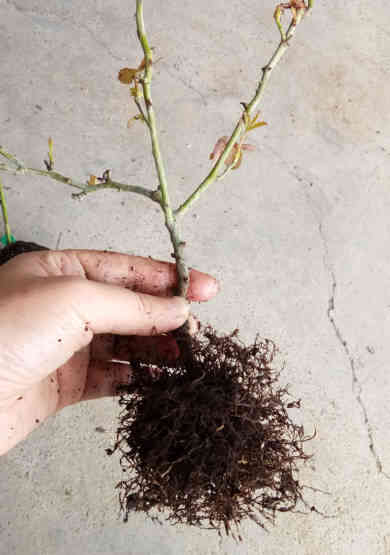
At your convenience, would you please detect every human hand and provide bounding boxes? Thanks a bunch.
[0,249,218,455]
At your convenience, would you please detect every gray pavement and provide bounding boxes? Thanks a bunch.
[1,1,390,553]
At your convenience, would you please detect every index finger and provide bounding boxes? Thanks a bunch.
[76,250,219,301]
[6,249,219,302]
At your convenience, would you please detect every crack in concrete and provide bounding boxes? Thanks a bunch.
[163,63,208,106]
[77,21,126,63]
[4,1,207,101]
[318,222,389,480]
[261,145,389,480]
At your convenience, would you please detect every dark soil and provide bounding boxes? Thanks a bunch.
[0,240,48,265]
[109,327,311,539]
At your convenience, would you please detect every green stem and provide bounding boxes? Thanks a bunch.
[175,7,309,218]
[136,2,169,207]
[136,0,189,296]
[0,146,24,170]
[0,179,12,245]
[0,160,158,202]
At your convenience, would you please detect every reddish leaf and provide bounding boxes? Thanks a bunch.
[118,67,138,85]
[210,137,256,170]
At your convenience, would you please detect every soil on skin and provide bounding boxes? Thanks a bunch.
[0,240,48,265]
[109,327,311,539]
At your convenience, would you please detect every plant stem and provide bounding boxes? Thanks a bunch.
[0,179,12,245]
[136,0,190,296]
[0,146,24,170]
[136,2,170,211]
[0,0,314,298]
[0,159,158,202]
[175,6,310,218]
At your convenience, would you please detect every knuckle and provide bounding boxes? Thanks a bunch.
[34,250,61,274]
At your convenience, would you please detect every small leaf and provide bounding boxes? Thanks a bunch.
[209,136,229,161]
[130,86,142,99]
[242,143,257,152]
[127,114,145,128]
[231,149,243,170]
[48,137,54,167]
[210,136,255,170]
[291,0,306,9]
[249,121,267,130]
[246,112,267,131]
[118,67,138,85]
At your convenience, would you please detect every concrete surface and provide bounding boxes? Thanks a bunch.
[1,0,390,553]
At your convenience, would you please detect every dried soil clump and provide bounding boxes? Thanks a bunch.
[109,327,311,537]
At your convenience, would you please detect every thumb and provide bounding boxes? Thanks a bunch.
[0,277,190,403]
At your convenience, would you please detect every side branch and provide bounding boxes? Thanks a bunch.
[0,162,158,202]
[175,4,311,218]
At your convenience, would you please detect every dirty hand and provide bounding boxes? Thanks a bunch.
[0,249,218,455]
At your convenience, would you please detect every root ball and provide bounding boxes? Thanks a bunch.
[109,327,311,537]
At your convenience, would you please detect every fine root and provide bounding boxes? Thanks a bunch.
[108,326,311,539]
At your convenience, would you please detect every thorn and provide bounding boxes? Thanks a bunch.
[99,169,111,183]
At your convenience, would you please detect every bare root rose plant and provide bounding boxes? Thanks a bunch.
[0,0,315,540]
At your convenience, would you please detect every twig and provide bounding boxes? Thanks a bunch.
[0,159,158,202]
[175,2,313,218]
[132,79,151,128]
[0,146,25,170]
[0,178,12,245]
[135,0,190,296]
